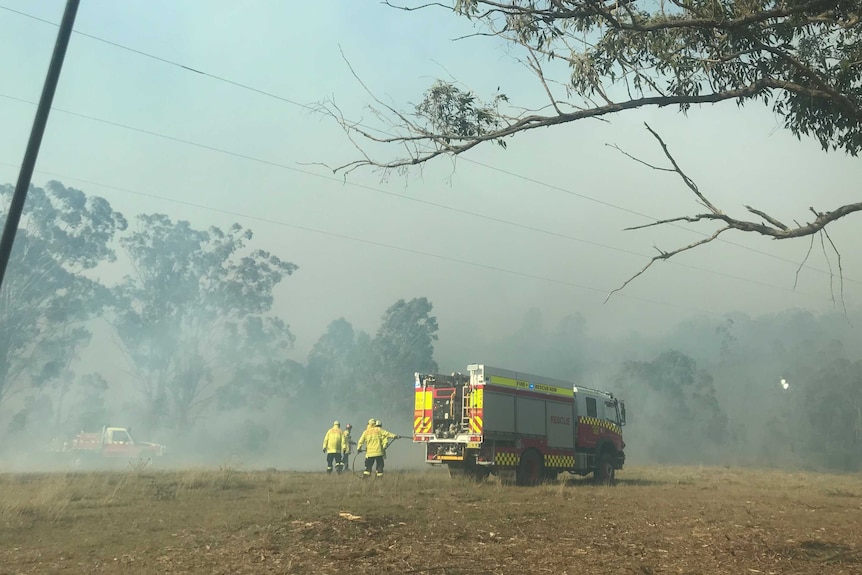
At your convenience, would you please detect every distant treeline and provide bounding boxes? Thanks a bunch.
[0,182,859,472]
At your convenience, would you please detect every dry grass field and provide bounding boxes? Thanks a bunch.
[0,464,860,574]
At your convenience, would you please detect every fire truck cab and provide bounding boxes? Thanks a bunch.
[413,364,626,485]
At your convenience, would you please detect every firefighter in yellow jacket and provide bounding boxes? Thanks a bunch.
[341,424,354,470]
[322,421,344,474]
[356,419,399,478]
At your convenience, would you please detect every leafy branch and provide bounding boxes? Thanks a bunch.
[319,0,861,294]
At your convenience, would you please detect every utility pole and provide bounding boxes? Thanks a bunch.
[0,0,81,293]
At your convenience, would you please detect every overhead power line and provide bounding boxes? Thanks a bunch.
[0,93,647,262]
[0,2,674,221]
[0,2,848,282]
[1,4,856,291]
[0,94,827,297]
[0,159,720,315]
[0,4,319,112]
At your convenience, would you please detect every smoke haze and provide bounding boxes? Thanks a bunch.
[0,2,861,475]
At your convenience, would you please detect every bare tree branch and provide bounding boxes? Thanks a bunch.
[605,225,733,303]
[606,124,855,301]
[794,234,816,290]
[382,1,452,13]
[744,205,789,231]
[822,226,849,318]
[606,143,676,172]
[525,48,564,116]
[643,123,722,214]
[819,229,836,307]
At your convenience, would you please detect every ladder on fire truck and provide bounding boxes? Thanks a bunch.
[461,380,474,434]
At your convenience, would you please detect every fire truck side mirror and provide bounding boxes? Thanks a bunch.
[619,401,627,426]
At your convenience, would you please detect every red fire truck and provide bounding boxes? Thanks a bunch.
[60,425,166,467]
[413,364,626,485]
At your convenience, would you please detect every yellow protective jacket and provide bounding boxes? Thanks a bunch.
[357,427,397,458]
[342,430,353,454]
[322,426,343,454]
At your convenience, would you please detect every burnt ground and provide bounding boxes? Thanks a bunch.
[0,465,860,574]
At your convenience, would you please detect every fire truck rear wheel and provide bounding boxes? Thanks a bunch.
[515,449,544,487]
[594,452,616,486]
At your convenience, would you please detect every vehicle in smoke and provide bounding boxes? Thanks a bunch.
[57,425,166,468]
[413,364,626,485]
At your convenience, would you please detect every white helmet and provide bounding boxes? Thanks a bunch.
[333,420,340,426]
[375,419,381,427]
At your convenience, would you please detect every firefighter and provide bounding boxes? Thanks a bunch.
[322,420,344,474]
[378,420,392,453]
[341,424,354,470]
[356,419,399,479]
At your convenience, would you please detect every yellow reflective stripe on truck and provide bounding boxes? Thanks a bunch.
[412,416,432,433]
[494,452,575,468]
[414,390,432,410]
[544,454,575,468]
[495,452,519,466]
[488,375,574,398]
[579,416,621,434]
[471,388,483,408]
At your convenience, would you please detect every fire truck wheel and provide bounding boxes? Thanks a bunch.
[515,449,544,487]
[594,452,616,486]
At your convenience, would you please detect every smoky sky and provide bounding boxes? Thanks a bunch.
[0,2,860,472]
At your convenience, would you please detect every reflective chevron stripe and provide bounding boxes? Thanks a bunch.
[579,416,621,435]
[495,451,519,466]
[544,454,575,468]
